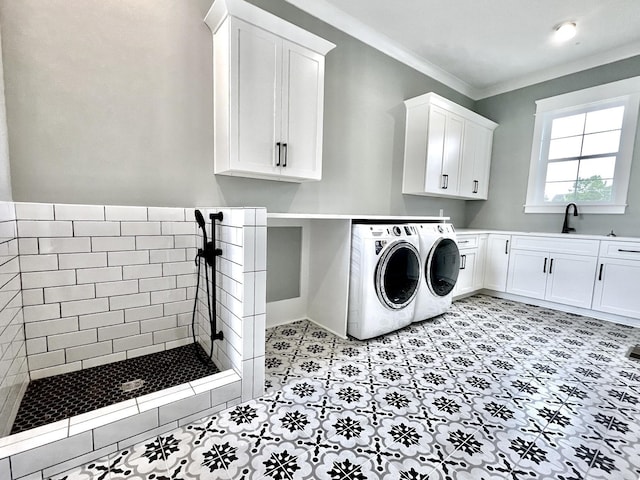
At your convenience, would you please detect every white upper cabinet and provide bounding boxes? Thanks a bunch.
[205,0,335,182]
[402,92,497,199]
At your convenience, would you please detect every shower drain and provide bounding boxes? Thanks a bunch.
[120,379,145,392]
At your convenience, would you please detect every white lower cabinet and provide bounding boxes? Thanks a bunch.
[592,241,640,318]
[454,234,486,297]
[455,232,640,323]
[455,250,477,296]
[506,249,548,299]
[483,234,510,292]
[545,253,598,308]
[506,236,599,309]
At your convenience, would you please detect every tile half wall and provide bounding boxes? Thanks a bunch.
[0,201,27,437]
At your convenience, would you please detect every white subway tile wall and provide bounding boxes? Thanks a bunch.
[0,202,27,437]
[14,203,266,386]
[195,208,266,402]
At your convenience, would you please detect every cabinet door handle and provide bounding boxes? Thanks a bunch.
[276,142,281,167]
[282,143,288,167]
[460,254,466,269]
[473,180,479,193]
[598,263,604,281]
[505,240,509,255]
[442,174,448,189]
[543,257,547,273]
[618,249,640,254]
[549,258,554,274]
[458,240,469,244]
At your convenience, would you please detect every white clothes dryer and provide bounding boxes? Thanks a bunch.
[412,223,460,322]
[348,224,421,340]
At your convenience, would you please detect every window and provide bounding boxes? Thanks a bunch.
[525,76,640,214]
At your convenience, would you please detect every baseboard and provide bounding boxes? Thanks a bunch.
[475,289,640,329]
[307,317,349,340]
[267,316,348,340]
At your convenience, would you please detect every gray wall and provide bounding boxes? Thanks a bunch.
[0,0,470,226]
[468,56,640,237]
[0,25,11,201]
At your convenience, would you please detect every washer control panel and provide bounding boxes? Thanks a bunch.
[414,223,455,235]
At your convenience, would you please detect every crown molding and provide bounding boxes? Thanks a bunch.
[285,0,640,102]
[475,40,640,100]
[284,0,479,99]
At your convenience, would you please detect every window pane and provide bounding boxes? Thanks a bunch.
[551,113,585,139]
[544,181,576,202]
[546,160,578,182]
[585,106,624,134]
[581,130,621,156]
[548,136,582,159]
[574,178,613,202]
[578,156,616,179]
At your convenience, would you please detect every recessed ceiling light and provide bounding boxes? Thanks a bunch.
[554,22,577,42]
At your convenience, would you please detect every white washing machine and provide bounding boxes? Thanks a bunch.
[411,223,460,322]
[348,224,421,340]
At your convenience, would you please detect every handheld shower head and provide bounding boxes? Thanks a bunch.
[195,209,208,245]
[194,209,206,230]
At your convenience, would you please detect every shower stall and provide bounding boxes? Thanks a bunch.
[0,203,266,480]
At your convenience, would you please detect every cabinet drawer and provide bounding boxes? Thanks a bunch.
[456,235,478,249]
[511,236,599,256]
[599,240,640,260]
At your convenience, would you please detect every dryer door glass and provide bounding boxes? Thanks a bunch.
[375,241,420,310]
[428,238,460,296]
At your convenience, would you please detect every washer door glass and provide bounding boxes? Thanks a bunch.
[375,241,420,310]
[428,238,460,297]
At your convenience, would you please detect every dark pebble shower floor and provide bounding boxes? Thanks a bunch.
[11,343,219,434]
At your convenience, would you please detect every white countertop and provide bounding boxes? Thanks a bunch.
[455,229,639,242]
[265,214,638,241]
[268,213,450,221]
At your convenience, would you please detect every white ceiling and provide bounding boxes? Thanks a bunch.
[285,0,640,100]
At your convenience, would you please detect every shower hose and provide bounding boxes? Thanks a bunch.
[191,250,215,364]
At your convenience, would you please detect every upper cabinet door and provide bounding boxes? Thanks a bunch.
[229,19,282,177]
[280,40,325,181]
[424,105,464,196]
[424,105,447,194]
[459,122,493,199]
[441,111,464,196]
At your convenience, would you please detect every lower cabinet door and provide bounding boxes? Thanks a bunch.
[544,253,597,308]
[506,249,547,300]
[454,251,476,296]
[592,258,640,318]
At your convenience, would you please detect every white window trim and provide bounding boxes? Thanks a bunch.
[524,76,640,214]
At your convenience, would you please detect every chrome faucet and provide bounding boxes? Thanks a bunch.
[562,203,578,233]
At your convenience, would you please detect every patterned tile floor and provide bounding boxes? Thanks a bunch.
[51,295,640,479]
